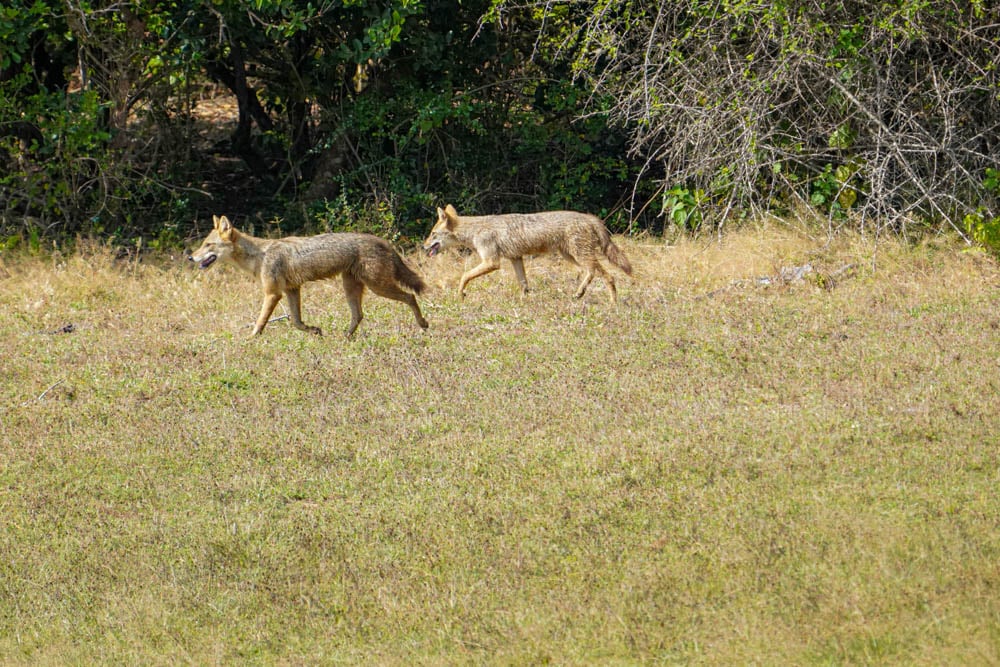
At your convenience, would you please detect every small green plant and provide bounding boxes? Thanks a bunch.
[963,168,1000,255]
[963,209,1000,255]
[311,188,403,243]
[810,162,860,218]
[663,185,704,230]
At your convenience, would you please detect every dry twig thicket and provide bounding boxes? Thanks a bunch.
[492,1,1000,233]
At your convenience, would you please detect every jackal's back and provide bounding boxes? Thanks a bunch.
[262,233,422,292]
[261,233,358,286]
[458,211,606,258]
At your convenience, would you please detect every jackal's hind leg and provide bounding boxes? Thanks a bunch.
[574,269,594,299]
[603,271,618,303]
[458,258,501,297]
[285,287,322,335]
[367,281,429,330]
[574,262,616,302]
[342,274,365,337]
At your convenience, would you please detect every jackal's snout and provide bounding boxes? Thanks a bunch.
[188,250,218,269]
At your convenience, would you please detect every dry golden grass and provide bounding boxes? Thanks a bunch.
[1,223,999,664]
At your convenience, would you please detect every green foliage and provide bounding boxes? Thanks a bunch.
[0,1,49,68]
[663,185,703,230]
[963,211,1000,255]
[309,189,406,243]
[962,169,1000,255]
[531,82,634,213]
[809,163,860,218]
[1,87,110,230]
[3,0,999,243]
[327,54,637,232]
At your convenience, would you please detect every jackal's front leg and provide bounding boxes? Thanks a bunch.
[252,293,282,336]
[458,258,501,297]
[510,257,530,295]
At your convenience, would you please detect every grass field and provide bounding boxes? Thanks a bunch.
[1,223,999,664]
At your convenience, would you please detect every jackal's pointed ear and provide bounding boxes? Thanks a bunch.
[216,215,236,240]
[212,214,221,230]
[441,205,458,229]
[435,207,448,230]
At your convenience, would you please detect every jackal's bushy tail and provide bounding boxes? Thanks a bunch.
[603,236,633,275]
[393,254,427,294]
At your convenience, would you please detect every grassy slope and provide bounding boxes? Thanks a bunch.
[1,226,999,664]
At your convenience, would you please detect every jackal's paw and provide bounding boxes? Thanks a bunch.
[304,325,323,336]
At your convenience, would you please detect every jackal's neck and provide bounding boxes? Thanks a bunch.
[229,233,269,277]
[450,218,481,245]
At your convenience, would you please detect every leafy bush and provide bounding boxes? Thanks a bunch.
[963,169,1000,255]
[1,86,110,235]
[4,0,999,245]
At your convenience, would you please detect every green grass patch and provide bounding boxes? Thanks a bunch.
[1,229,999,663]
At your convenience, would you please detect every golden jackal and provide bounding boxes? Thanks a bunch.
[423,204,632,302]
[190,215,428,337]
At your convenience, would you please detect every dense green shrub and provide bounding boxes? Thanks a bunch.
[2,0,999,246]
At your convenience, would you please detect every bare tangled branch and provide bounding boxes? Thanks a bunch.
[490,0,1000,232]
